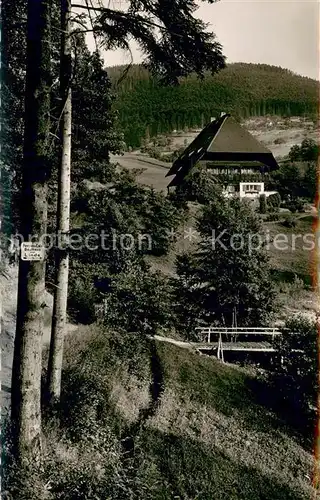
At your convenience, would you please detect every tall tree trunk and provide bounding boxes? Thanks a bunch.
[47,0,72,401]
[11,0,51,463]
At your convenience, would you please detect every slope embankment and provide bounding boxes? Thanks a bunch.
[39,325,315,500]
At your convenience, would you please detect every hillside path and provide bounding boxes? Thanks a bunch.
[152,334,195,349]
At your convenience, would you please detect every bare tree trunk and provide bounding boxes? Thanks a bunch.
[11,0,51,463]
[47,0,72,401]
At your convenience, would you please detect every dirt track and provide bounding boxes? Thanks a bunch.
[110,152,170,192]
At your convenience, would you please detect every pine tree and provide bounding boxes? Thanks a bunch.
[1,0,27,234]
[11,0,51,463]
[175,197,276,329]
[71,38,124,184]
[74,1,226,85]
[259,193,267,214]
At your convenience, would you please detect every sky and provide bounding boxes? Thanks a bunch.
[86,0,319,80]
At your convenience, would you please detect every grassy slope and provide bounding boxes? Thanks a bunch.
[38,326,315,500]
[150,341,313,499]
[148,206,313,280]
[266,215,314,284]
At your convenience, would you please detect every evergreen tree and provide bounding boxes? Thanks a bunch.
[107,63,318,147]
[1,0,27,234]
[272,163,302,200]
[175,197,276,330]
[72,37,124,184]
[83,0,226,85]
[302,163,317,201]
[11,0,52,463]
[259,193,267,214]
[289,138,319,162]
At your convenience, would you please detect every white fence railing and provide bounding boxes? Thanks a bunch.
[195,326,281,343]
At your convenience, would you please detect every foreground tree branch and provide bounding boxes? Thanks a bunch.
[71,0,225,85]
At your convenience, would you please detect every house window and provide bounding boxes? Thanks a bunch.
[242,184,260,192]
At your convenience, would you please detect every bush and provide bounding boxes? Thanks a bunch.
[281,214,297,228]
[277,274,305,295]
[167,190,189,211]
[267,192,281,210]
[68,271,98,324]
[145,146,162,160]
[164,146,185,163]
[274,137,285,144]
[103,268,174,335]
[67,262,107,324]
[284,198,304,213]
[289,138,319,162]
[176,165,223,204]
[265,213,280,222]
[270,316,318,431]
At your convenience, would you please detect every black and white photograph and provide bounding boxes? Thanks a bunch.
[0,0,319,498]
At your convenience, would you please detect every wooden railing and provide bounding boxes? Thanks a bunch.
[195,326,281,343]
[194,326,282,361]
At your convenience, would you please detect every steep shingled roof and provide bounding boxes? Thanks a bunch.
[166,114,279,187]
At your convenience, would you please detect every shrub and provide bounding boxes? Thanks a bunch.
[145,146,162,160]
[265,213,279,222]
[165,146,185,163]
[277,274,305,295]
[68,266,98,324]
[167,190,189,211]
[155,136,170,147]
[259,193,267,214]
[284,198,304,213]
[281,214,297,228]
[103,268,174,335]
[267,192,281,210]
[270,316,318,431]
[289,138,318,162]
[176,165,223,204]
[274,137,285,144]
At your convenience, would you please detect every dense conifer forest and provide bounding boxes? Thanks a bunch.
[107,63,318,147]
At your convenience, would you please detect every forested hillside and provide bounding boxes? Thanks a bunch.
[108,63,318,147]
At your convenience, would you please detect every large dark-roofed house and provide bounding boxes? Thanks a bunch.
[166,113,279,199]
